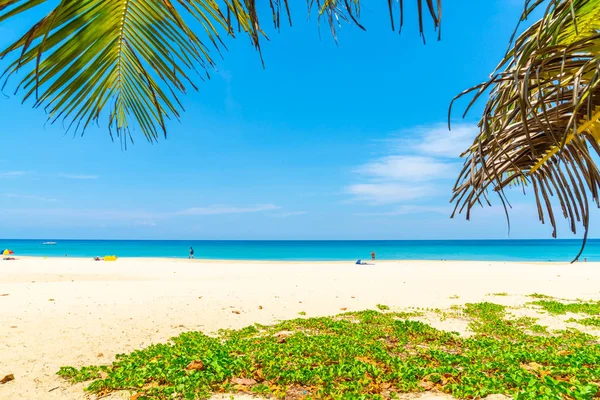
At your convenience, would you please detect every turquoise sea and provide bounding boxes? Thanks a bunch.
[0,239,598,262]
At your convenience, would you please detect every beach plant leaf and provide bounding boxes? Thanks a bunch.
[0,0,441,143]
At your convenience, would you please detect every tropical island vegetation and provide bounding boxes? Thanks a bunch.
[59,297,600,399]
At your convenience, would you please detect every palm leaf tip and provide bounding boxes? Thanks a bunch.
[452,0,600,261]
[0,0,227,142]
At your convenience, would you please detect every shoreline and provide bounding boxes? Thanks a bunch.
[5,255,594,264]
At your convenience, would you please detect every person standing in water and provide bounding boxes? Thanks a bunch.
[371,251,376,261]
[189,247,194,259]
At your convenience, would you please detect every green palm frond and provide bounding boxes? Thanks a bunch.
[451,0,600,261]
[0,0,441,142]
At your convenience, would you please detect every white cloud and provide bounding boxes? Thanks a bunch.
[5,208,156,219]
[0,171,27,178]
[354,205,451,216]
[272,211,308,218]
[347,183,433,205]
[3,193,58,202]
[175,204,280,215]
[346,123,477,206]
[176,204,280,216]
[400,123,477,158]
[57,173,99,180]
[3,203,291,230]
[354,155,455,182]
[6,204,281,219]
[134,220,157,227]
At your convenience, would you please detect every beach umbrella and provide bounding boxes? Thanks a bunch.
[2,249,11,255]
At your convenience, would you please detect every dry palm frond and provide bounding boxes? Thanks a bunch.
[452,0,600,261]
[0,1,441,143]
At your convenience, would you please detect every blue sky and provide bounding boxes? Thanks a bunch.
[0,1,597,240]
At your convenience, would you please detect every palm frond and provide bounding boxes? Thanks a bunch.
[451,0,600,261]
[0,1,441,142]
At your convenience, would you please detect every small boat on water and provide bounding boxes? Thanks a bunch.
[43,242,57,245]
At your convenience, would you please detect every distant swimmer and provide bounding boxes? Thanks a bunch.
[189,247,194,259]
[371,251,376,261]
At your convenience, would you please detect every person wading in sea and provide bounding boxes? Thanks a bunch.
[371,251,376,261]
[189,247,194,259]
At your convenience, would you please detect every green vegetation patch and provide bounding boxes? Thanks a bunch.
[530,300,600,315]
[528,293,554,300]
[568,317,600,328]
[58,305,600,399]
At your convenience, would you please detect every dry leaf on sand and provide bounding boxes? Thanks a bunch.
[231,377,257,385]
[185,360,205,371]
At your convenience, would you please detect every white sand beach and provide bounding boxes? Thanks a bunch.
[1,257,600,399]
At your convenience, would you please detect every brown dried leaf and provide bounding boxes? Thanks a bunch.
[255,368,264,380]
[231,377,257,386]
[418,380,434,390]
[355,356,376,365]
[0,374,14,384]
[185,360,205,371]
[274,330,292,342]
[521,361,543,372]
[232,310,241,314]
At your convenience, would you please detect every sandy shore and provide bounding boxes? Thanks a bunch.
[1,257,600,399]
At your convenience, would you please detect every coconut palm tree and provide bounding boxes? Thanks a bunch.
[451,0,600,260]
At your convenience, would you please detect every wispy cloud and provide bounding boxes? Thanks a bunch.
[3,193,58,202]
[134,220,157,227]
[346,183,433,205]
[5,203,282,220]
[2,203,293,231]
[402,123,477,158]
[346,123,477,205]
[0,171,100,179]
[354,205,451,216]
[57,173,99,180]
[218,70,240,114]
[4,208,156,219]
[354,155,455,183]
[272,211,308,218]
[0,171,28,178]
[177,204,280,216]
